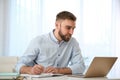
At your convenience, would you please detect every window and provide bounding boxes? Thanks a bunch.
[6,0,116,66]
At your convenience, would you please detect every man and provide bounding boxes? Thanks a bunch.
[15,11,85,75]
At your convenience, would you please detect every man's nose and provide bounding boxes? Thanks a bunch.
[69,29,74,35]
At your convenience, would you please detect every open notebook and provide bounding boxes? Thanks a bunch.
[20,73,64,78]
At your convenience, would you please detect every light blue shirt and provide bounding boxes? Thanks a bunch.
[15,30,85,74]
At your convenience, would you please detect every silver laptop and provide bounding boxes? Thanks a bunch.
[69,57,117,78]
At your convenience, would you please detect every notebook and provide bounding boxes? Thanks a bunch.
[0,72,19,79]
[20,73,63,78]
[69,57,117,78]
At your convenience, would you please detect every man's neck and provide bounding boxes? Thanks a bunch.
[53,29,62,42]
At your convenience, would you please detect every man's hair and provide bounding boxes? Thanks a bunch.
[56,11,76,21]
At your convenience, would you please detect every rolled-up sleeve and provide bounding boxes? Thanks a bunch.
[15,62,26,73]
[69,56,85,74]
[15,37,40,73]
[68,39,86,74]
[15,53,38,73]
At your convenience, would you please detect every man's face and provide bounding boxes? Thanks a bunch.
[58,19,76,42]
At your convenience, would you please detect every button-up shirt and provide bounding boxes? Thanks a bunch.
[15,30,85,74]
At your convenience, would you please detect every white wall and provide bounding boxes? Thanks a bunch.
[0,0,5,55]
[114,0,120,76]
[0,0,120,58]
[0,0,10,56]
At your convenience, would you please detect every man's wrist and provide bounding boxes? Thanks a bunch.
[56,67,72,74]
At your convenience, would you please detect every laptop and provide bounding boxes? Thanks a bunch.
[69,57,117,78]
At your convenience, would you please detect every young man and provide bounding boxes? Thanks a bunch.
[15,11,85,75]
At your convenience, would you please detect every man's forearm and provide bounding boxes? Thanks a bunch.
[20,66,32,74]
[20,66,72,74]
[57,67,72,74]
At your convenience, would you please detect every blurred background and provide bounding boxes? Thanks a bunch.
[0,0,120,76]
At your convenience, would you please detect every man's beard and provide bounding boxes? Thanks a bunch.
[58,29,71,42]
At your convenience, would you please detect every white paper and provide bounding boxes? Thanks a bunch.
[20,73,63,78]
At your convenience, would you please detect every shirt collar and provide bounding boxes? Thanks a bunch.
[50,29,64,44]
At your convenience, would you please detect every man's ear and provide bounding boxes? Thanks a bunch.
[55,21,60,29]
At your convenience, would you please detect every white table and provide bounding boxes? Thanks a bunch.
[22,75,119,80]
[0,72,119,80]
[22,62,120,80]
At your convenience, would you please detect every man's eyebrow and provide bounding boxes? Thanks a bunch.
[66,26,76,29]
[66,25,76,28]
[71,26,76,29]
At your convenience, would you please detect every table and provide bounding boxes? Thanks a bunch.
[0,71,119,80]
[22,75,120,80]
[22,62,120,80]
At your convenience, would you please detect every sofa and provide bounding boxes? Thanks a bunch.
[0,56,18,72]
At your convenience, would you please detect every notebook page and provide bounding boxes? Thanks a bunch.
[20,73,63,78]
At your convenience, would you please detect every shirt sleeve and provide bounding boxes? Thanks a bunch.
[68,38,86,74]
[15,37,40,73]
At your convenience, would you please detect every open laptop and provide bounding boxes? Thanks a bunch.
[69,57,117,78]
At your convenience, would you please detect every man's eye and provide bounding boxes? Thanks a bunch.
[66,26,75,30]
[67,27,71,30]
[66,26,72,29]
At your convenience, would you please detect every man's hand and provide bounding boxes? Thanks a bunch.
[44,66,58,74]
[44,66,72,74]
[20,64,44,75]
[30,64,44,74]
[20,65,72,74]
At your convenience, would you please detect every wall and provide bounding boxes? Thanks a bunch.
[0,0,9,56]
[0,0,4,55]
